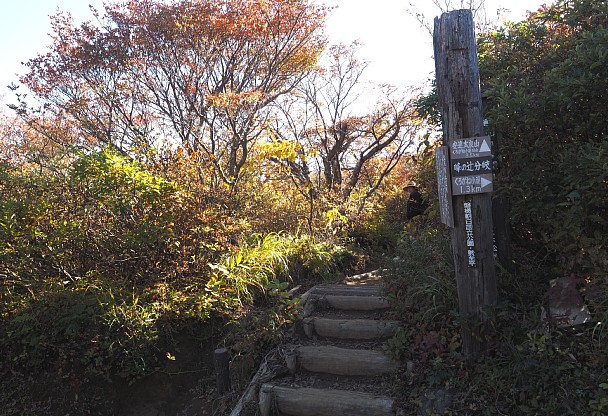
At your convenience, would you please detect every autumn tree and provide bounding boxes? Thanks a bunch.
[0,104,78,173]
[17,0,327,189]
[267,43,420,222]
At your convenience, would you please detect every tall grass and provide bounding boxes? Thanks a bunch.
[386,221,456,323]
[206,233,349,307]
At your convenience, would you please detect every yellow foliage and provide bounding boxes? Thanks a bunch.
[208,90,264,109]
[258,140,303,163]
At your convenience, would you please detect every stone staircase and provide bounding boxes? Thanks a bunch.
[233,270,402,416]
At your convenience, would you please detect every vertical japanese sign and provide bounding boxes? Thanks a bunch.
[463,200,476,267]
[435,146,454,227]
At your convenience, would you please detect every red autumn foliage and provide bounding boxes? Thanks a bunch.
[21,0,327,188]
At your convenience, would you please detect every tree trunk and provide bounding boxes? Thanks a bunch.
[433,9,497,359]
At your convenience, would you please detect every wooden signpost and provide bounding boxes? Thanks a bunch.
[435,146,454,227]
[433,9,497,358]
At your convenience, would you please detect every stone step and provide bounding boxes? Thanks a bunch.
[303,317,400,340]
[259,384,395,416]
[231,276,400,415]
[301,284,391,317]
[293,345,397,376]
[342,268,387,284]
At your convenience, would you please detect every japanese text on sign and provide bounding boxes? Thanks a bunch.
[452,174,493,196]
[450,136,493,196]
[450,136,491,160]
[464,201,476,267]
[454,175,483,187]
[452,158,492,175]
[435,146,454,227]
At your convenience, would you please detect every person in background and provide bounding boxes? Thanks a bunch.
[404,183,427,220]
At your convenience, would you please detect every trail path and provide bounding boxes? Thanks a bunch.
[231,270,403,415]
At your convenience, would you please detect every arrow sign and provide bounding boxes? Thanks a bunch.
[450,135,492,160]
[480,176,492,189]
[448,136,494,195]
[479,138,491,153]
[452,174,493,196]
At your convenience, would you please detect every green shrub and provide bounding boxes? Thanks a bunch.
[502,140,608,276]
[478,0,608,278]
[0,148,232,383]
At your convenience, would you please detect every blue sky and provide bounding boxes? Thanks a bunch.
[0,1,105,96]
[0,0,541,102]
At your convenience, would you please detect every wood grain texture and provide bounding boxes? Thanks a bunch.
[324,295,390,311]
[433,9,497,358]
[310,317,400,340]
[259,384,395,416]
[296,345,397,376]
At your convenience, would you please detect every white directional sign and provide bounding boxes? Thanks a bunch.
[450,136,492,160]
[452,174,493,195]
[435,146,454,227]
[449,136,493,196]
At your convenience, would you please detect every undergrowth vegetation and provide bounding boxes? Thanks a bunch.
[0,147,354,415]
[384,215,608,415]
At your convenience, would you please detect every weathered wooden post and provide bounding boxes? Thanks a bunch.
[214,347,231,394]
[433,9,497,358]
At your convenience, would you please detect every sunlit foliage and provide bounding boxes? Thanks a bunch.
[19,0,327,189]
